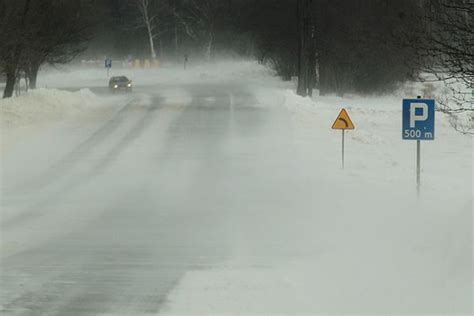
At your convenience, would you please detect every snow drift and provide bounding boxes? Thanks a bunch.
[0,88,100,128]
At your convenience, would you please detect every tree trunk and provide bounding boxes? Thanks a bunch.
[205,31,214,61]
[296,0,316,97]
[318,51,329,96]
[2,0,32,98]
[3,67,16,98]
[174,22,179,60]
[296,0,307,97]
[147,24,157,60]
[26,62,40,89]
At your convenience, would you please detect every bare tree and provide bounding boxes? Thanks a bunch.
[1,0,32,98]
[173,0,228,61]
[420,0,473,113]
[0,0,94,97]
[132,0,160,60]
[24,1,92,89]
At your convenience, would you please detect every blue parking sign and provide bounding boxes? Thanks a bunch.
[402,99,435,140]
[105,58,112,68]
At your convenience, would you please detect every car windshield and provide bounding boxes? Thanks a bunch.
[111,76,128,82]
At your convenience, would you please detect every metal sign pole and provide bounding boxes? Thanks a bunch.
[332,108,354,170]
[342,129,345,169]
[416,140,421,196]
[105,59,112,77]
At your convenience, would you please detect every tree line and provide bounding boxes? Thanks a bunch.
[0,0,97,98]
[249,0,472,99]
[1,0,472,102]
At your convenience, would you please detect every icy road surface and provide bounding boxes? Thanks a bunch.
[1,66,472,315]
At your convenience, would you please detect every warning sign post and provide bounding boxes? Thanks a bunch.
[332,109,355,169]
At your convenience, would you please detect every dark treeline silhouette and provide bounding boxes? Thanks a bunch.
[314,0,423,96]
[1,0,472,100]
[400,0,473,112]
[0,0,96,98]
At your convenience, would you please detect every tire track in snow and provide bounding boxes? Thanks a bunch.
[0,95,190,314]
[1,83,261,315]
[11,97,136,195]
[1,97,163,231]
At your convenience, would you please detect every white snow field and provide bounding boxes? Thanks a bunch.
[0,61,472,315]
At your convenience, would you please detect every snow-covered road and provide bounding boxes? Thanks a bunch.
[0,83,255,313]
[1,63,471,315]
[0,81,312,314]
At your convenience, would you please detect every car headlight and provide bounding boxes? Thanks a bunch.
[127,83,132,87]
[114,85,118,88]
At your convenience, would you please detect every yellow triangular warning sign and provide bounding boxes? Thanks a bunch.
[332,109,355,130]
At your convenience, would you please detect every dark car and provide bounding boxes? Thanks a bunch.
[109,76,132,92]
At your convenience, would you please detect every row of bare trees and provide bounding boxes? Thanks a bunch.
[128,0,237,61]
[0,0,249,98]
[0,0,94,98]
[88,0,472,101]
[1,0,471,102]
[295,0,424,96]
[240,0,472,100]
[302,0,473,99]
[413,0,473,112]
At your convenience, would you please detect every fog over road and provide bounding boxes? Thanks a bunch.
[0,82,303,314]
[1,78,471,315]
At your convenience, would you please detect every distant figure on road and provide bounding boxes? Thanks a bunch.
[184,54,189,70]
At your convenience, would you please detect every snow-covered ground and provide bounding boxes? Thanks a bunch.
[159,86,472,315]
[0,61,472,315]
[0,88,127,153]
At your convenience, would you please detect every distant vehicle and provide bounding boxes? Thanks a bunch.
[109,76,132,92]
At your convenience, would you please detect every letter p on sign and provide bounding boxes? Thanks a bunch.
[410,103,429,128]
[403,99,435,141]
